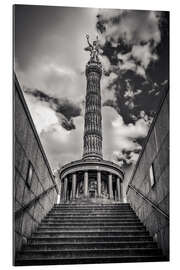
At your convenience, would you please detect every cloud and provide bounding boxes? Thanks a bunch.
[61,117,76,131]
[113,149,140,168]
[117,43,158,78]
[16,60,85,102]
[102,66,167,125]
[98,7,161,78]
[39,116,84,168]
[23,99,59,134]
[24,88,82,130]
[14,6,169,171]
[132,44,158,69]
[112,116,149,139]
[97,10,161,46]
[102,106,148,167]
[96,9,169,129]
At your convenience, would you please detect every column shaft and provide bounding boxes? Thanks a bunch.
[72,173,77,199]
[116,177,121,201]
[120,181,124,202]
[57,180,62,204]
[97,171,101,197]
[84,171,88,197]
[64,177,68,201]
[108,173,113,199]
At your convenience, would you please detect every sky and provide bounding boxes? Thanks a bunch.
[14,5,169,172]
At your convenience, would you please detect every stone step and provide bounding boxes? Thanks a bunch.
[52,206,132,209]
[15,202,166,266]
[45,216,138,221]
[32,231,149,237]
[48,211,135,215]
[54,203,130,207]
[15,255,166,266]
[41,221,142,226]
[28,235,153,244]
[49,209,134,214]
[46,214,137,218]
[53,204,132,210]
[43,217,140,222]
[50,211,134,215]
[23,241,157,251]
[17,247,162,260]
[37,226,146,231]
[52,210,132,213]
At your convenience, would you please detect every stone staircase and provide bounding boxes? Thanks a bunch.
[15,203,166,265]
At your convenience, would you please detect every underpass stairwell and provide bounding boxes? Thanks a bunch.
[15,203,166,265]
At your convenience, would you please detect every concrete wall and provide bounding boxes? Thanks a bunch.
[126,90,169,258]
[14,75,59,256]
[122,164,135,202]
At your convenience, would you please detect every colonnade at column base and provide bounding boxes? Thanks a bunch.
[59,159,124,205]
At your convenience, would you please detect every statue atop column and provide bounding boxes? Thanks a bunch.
[85,34,101,63]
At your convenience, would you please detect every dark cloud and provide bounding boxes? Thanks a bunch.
[24,88,50,102]
[61,118,76,131]
[24,88,82,130]
[97,10,169,125]
[97,10,169,168]
[134,137,145,146]
[103,99,117,109]
[52,98,82,121]
[103,76,168,125]
[113,147,142,168]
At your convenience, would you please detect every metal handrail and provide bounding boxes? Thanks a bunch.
[15,185,56,219]
[128,184,169,220]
